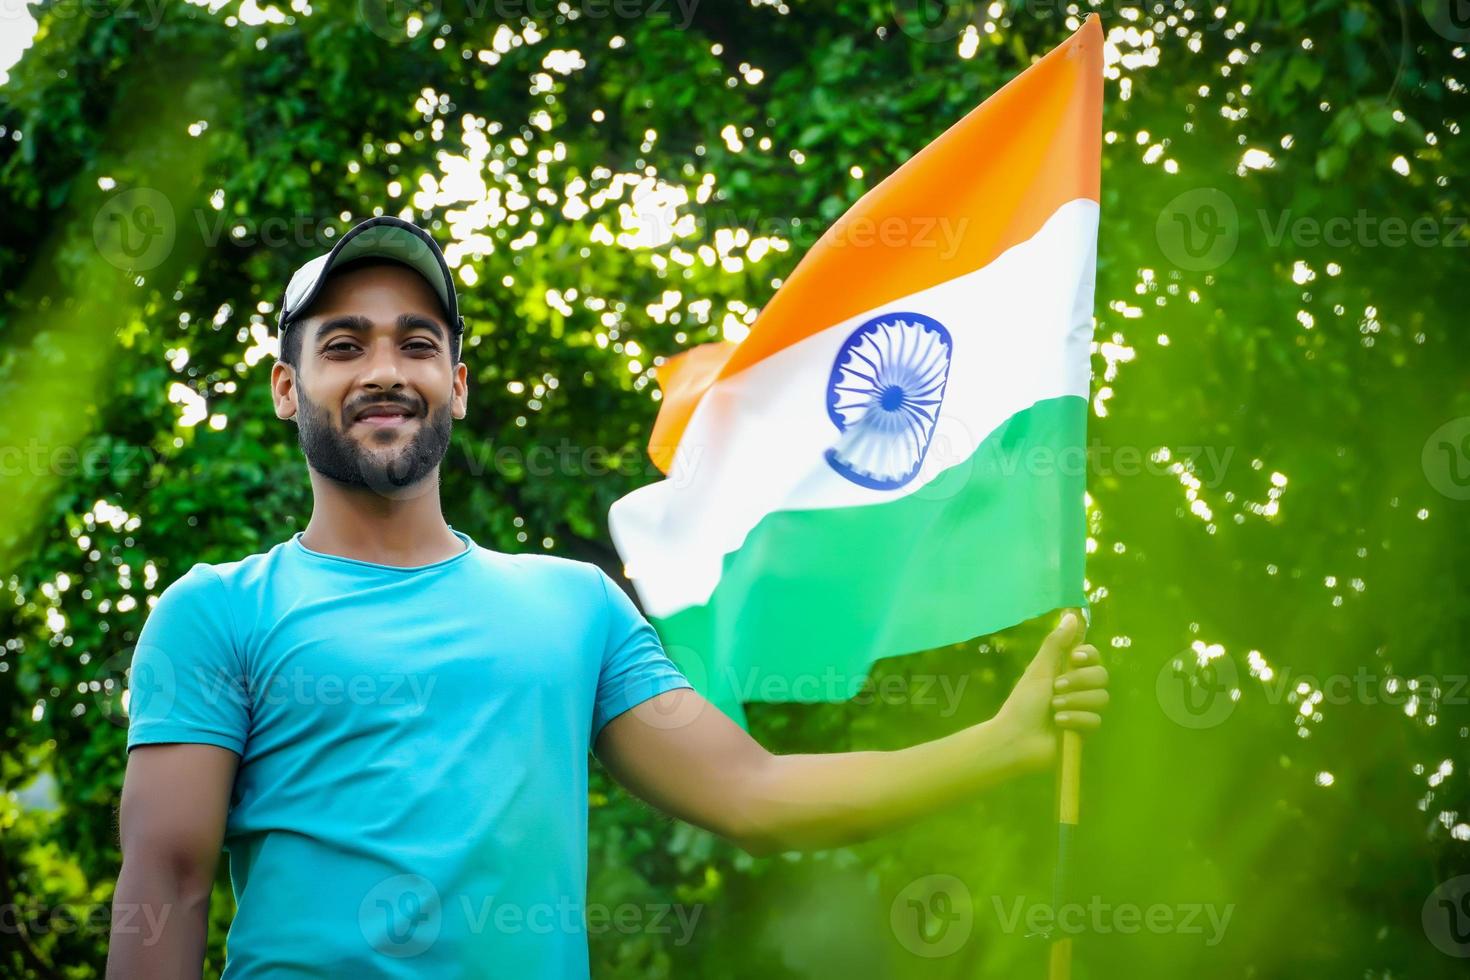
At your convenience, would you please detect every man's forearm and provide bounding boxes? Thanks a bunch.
[735,718,1039,855]
[105,859,209,980]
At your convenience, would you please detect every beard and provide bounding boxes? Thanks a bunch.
[295,388,453,499]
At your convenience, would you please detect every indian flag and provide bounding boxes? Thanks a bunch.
[609,17,1102,724]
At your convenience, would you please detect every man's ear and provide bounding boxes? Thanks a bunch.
[271,360,298,421]
[451,361,469,420]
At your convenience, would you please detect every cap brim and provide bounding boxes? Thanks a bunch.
[278,217,461,333]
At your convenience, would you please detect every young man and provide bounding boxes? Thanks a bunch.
[106,216,1109,978]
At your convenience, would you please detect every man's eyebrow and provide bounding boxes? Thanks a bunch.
[397,313,447,340]
[314,313,447,341]
[314,314,372,337]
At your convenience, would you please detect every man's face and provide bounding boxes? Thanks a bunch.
[271,262,468,497]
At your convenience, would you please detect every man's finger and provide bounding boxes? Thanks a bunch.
[1054,711,1103,732]
[1051,689,1110,712]
[1069,644,1101,667]
[1039,608,1084,659]
[1054,665,1109,692]
[1023,609,1082,682]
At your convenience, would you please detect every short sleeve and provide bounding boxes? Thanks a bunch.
[590,567,692,745]
[126,564,250,756]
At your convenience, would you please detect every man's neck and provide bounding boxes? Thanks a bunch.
[299,472,464,567]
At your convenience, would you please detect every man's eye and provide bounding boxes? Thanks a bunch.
[324,340,434,353]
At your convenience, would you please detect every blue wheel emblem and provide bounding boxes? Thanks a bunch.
[824,312,953,490]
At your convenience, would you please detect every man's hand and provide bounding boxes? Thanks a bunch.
[992,608,1109,774]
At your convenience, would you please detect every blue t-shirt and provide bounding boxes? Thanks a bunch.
[125,527,691,978]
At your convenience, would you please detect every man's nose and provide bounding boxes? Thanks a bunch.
[359,338,408,391]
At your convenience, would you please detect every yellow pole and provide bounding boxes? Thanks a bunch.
[1048,729,1081,980]
[1049,606,1085,980]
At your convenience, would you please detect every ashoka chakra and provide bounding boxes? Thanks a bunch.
[824,312,953,490]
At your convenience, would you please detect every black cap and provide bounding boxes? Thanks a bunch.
[276,216,465,337]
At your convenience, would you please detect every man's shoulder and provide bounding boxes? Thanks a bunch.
[477,548,608,594]
[198,539,290,586]
[154,538,291,609]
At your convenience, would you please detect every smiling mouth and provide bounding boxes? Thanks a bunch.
[355,413,418,428]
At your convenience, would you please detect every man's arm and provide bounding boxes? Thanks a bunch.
[594,611,1106,856]
[107,743,237,980]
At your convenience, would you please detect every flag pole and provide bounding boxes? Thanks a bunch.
[1048,729,1081,979]
[1049,605,1085,980]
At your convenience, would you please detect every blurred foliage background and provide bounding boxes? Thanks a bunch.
[2,0,1468,976]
